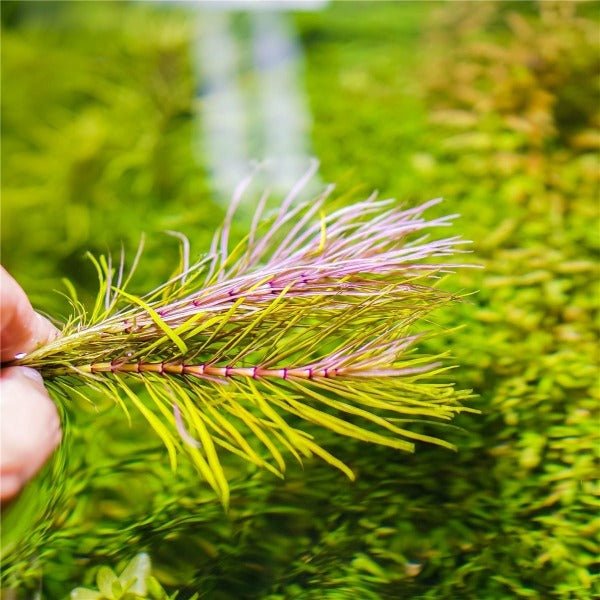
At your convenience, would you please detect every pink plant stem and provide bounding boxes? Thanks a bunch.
[83,360,438,380]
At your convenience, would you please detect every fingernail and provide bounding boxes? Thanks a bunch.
[19,367,44,385]
[34,313,59,344]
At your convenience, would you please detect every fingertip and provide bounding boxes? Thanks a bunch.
[30,312,60,350]
[1,365,45,388]
[17,366,45,385]
[0,267,59,361]
[0,366,61,498]
[0,473,22,502]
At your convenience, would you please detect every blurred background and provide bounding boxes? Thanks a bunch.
[1,1,599,598]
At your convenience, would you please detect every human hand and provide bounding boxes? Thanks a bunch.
[1,267,61,502]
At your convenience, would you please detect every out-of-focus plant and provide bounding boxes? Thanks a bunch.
[409,1,600,597]
[425,1,599,149]
[1,3,212,313]
[423,0,599,217]
[70,553,196,600]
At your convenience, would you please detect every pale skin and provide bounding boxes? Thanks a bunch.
[0,267,61,501]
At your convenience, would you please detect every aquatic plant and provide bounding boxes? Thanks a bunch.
[11,170,472,508]
[70,553,195,600]
[5,2,596,597]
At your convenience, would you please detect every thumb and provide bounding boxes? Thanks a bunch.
[0,367,61,501]
[1,266,59,362]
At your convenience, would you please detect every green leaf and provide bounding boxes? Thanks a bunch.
[114,287,188,355]
[146,576,168,600]
[97,566,118,598]
[70,589,103,600]
[119,552,151,595]
[111,579,123,599]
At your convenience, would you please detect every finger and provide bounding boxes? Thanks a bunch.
[0,367,61,501]
[0,267,59,361]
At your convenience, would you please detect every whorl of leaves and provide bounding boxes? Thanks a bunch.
[12,169,474,506]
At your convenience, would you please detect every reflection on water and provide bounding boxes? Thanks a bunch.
[191,2,327,200]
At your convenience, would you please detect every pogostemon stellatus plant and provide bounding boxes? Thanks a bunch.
[9,172,474,508]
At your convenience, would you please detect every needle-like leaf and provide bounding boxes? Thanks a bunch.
[10,175,476,505]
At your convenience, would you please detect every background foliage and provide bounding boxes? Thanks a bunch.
[1,1,598,598]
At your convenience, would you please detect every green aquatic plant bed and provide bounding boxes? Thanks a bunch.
[1,1,598,598]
